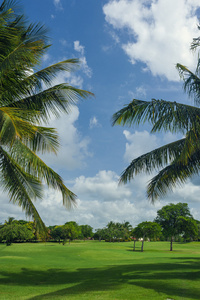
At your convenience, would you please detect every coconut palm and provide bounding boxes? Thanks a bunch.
[112,42,200,203]
[0,1,93,232]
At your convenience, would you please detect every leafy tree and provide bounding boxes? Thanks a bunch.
[79,225,93,240]
[155,203,194,250]
[50,226,63,243]
[104,221,132,242]
[0,1,92,232]
[132,221,161,252]
[106,221,116,242]
[112,36,200,202]
[94,228,107,241]
[178,216,198,242]
[0,223,34,245]
[62,222,81,244]
[4,217,15,225]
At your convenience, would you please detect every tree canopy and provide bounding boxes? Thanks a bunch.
[132,221,161,252]
[155,203,197,250]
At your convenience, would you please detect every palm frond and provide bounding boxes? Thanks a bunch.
[119,138,186,184]
[10,139,77,208]
[9,84,93,122]
[0,146,46,232]
[112,98,200,134]
[176,63,200,105]
[147,150,200,202]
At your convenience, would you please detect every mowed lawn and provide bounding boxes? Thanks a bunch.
[0,241,200,299]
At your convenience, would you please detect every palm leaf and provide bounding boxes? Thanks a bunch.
[9,84,93,122]
[112,98,200,134]
[119,138,186,184]
[10,139,77,208]
[147,150,200,202]
[176,63,200,105]
[0,146,46,232]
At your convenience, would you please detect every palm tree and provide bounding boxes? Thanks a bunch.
[0,1,93,232]
[112,40,200,203]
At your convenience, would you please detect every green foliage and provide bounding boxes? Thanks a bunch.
[132,221,162,251]
[155,203,196,250]
[62,222,81,244]
[79,224,93,239]
[94,221,133,242]
[50,226,63,243]
[0,1,93,233]
[0,222,34,245]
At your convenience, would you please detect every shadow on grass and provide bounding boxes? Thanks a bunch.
[0,258,200,299]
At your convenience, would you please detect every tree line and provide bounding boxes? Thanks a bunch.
[1,203,199,251]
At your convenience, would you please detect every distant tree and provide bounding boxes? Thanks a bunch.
[50,226,63,243]
[123,221,133,232]
[132,221,161,252]
[94,228,107,241]
[80,225,93,240]
[155,203,193,251]
[4,217,15,225]
[178,217,198,241]
[106,221,116,242]
[15,220,29,226]
[0,223,34,245]
[62,222,81,244]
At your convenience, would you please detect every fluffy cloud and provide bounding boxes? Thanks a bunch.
[123,130,159,162]
[1,169,200,229]
[74,41,92,78]
[42,106,91,171]
[103,0,200,81]
[123,129,181,162]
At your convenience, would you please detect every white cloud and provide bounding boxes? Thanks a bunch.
[128,85,147,98]
[73,170,131,200]
[42,54,51,63]
[123,130,159,162]
[136,86,146,97]
[74,41,92,78]
[53,0,63,10]
[1,169,200,229]
[103,0,200,81]
[89,116,101,129]
[42,106,92,171]
[74,40,85,55]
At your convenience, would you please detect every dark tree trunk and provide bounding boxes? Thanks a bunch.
[141,237,145,252]
[133,240,136,251]
[170,236,173,251]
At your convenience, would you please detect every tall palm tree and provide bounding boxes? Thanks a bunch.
[112,41,200,203]
[0,1,93,232]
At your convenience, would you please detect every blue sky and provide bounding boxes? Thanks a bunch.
[1,0,200,229]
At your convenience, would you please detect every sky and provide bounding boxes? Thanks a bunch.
[1,0,200,230]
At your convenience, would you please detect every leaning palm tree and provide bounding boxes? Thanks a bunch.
[112,40,200,203]
[0,1,93,232]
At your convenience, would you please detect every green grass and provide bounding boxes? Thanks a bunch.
[0,241,200,299]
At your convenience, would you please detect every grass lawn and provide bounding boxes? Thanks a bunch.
[0,240,200,299]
